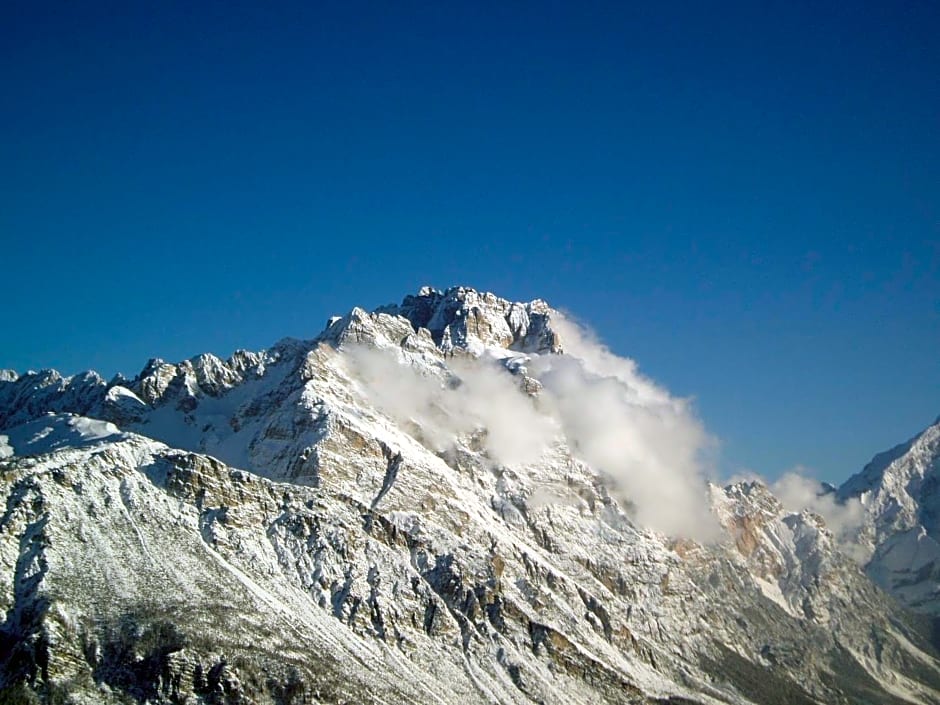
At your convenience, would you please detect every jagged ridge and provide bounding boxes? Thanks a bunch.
[0,286,938,704]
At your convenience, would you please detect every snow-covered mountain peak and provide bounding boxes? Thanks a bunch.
[838,418,940,535]
[838,417,940,613]
[374,285,562,355]
[719,480,781,510]
[132,348,273,405]
[839,418,940,504]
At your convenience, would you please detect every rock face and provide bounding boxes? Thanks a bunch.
[839,418,940,615]
[0,285,938,704]
[379,286,562,355]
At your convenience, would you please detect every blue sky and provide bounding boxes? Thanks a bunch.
[2,2,937,484]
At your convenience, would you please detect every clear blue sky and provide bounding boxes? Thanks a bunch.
[2,2,937,484]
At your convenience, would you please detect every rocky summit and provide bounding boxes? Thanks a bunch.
[0,286,938,704]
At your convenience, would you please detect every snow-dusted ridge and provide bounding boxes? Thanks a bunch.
[0,285,938,704]
[837,417,940,614]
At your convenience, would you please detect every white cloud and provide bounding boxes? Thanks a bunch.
[345,346,556,467]
[530,315,721,541]
[343,313,759,543]
[771,467,866,557]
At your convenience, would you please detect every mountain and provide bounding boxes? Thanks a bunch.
[0,286,938,704]
[839,417,940,615]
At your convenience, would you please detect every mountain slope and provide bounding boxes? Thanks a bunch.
[839,418,940,614]
[0,286,938,704]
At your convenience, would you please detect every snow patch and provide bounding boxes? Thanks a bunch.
[754,576,798,617]
[0,414,123,457]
